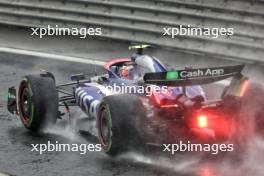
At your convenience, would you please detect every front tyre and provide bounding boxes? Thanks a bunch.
[18,74,58,132]
[97,94,144,156]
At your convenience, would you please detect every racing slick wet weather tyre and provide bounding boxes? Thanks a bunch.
[227,82,264,153]
[97,94,144,156]
[18,74,58,132]
[239,83,264,139]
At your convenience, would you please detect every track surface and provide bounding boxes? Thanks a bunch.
[0,52,264,176]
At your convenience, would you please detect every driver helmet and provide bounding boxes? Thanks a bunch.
[120,65,134,79]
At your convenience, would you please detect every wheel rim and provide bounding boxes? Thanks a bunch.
[98,107,111,149]
[19,84,32,124]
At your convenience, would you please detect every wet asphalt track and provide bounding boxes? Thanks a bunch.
[0,52,264,176]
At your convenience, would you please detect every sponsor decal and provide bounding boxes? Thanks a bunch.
[166,68,224,80]
[76,88,101,118]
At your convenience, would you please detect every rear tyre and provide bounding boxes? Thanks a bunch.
[18,74,58,132]
[97,94,144,156]
[241,82,264,138]
[228,82,264,152]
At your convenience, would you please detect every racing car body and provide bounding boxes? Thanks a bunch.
[7,45,249,156]
[74,55,206,119]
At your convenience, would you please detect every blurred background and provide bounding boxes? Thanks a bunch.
[0,0,263,65]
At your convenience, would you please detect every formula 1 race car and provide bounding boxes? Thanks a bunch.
[6,45,263,156]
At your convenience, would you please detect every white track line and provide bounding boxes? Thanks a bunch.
[0,46,229,85]
[0,172,10,176]
[0,46,105,66]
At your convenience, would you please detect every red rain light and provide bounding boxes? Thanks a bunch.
[197,115,208,128]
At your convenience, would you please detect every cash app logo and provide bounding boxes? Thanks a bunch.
[166,71,179,80]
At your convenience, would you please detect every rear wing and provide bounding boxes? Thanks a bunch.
[143,65,248,97]
[143,65,244,86]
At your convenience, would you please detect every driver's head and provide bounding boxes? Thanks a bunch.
[120,65,134,79]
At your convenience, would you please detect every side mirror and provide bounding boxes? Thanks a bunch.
[98,76,110,84]
[70,73,85,82]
